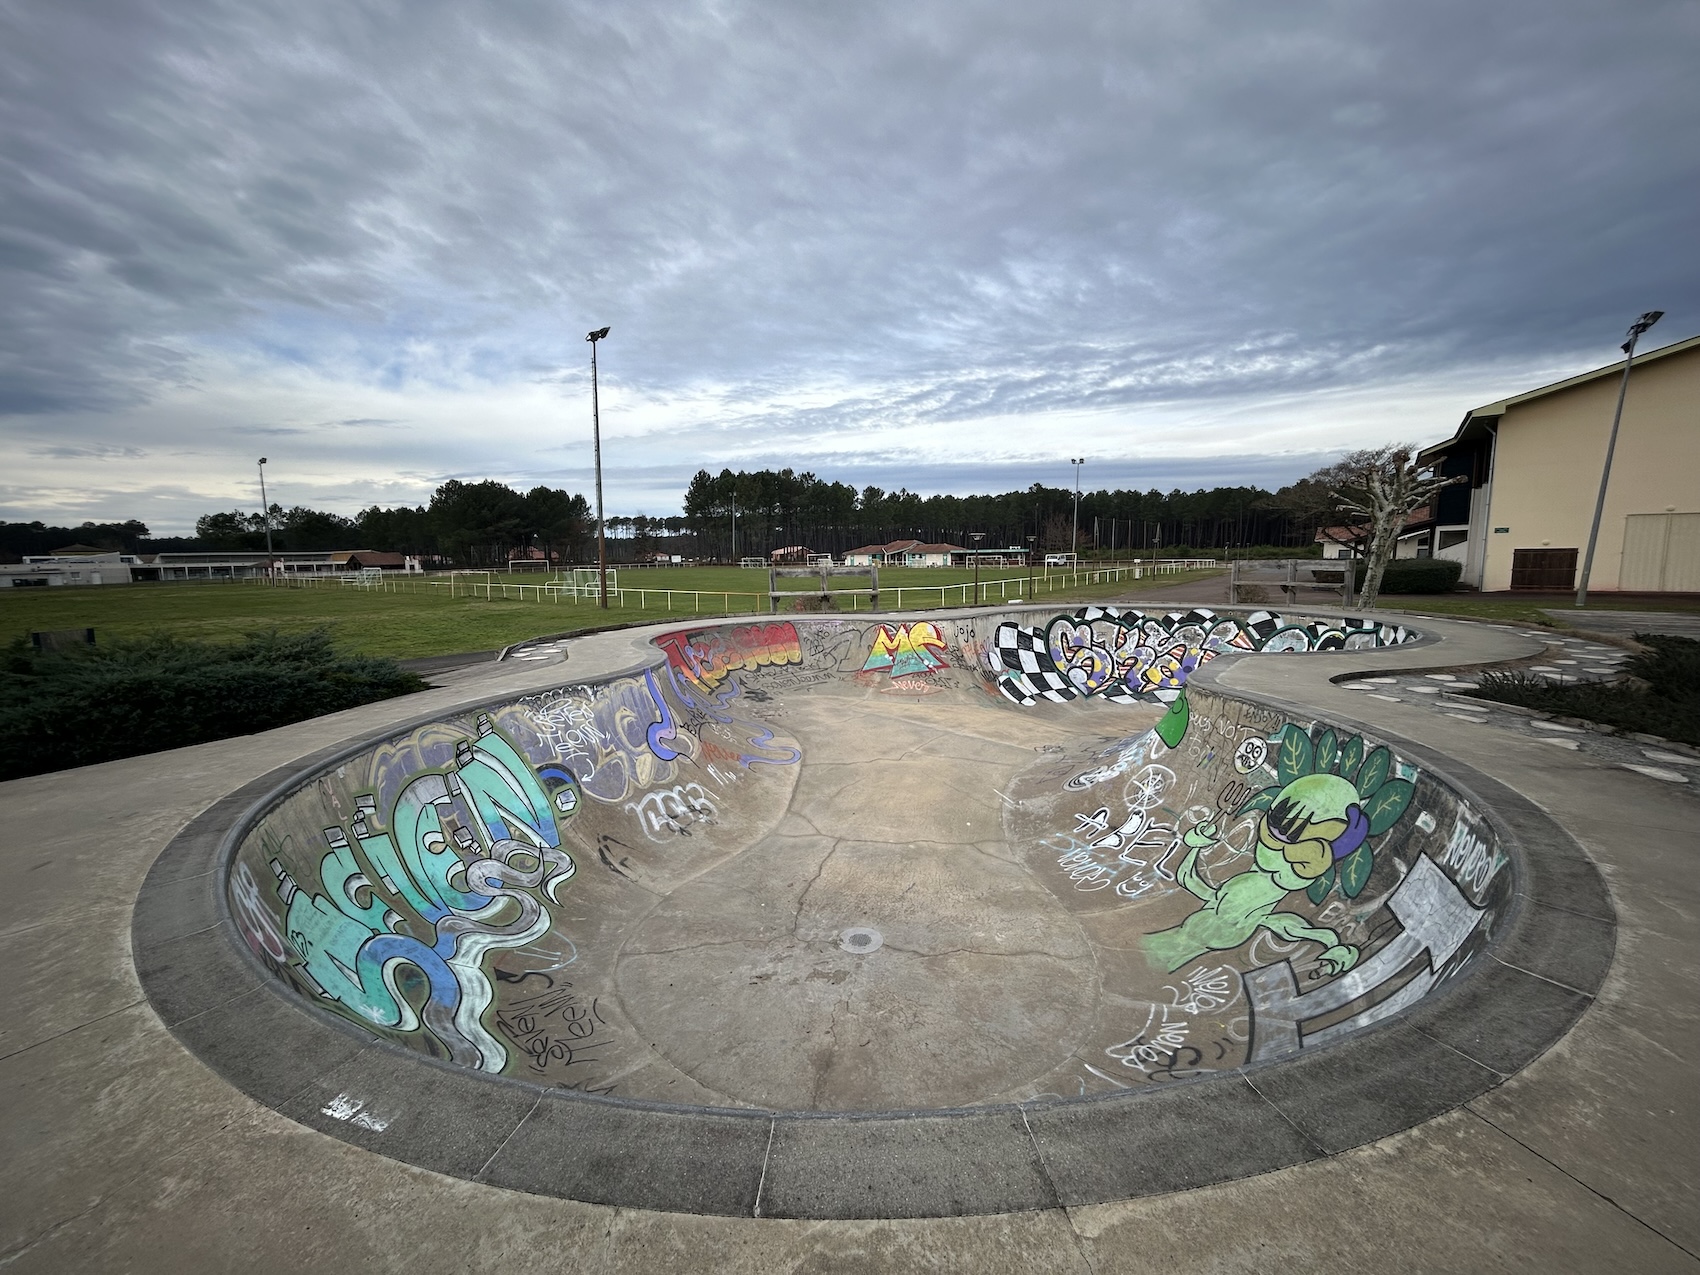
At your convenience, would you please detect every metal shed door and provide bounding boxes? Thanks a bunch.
[1621,513,1700,592]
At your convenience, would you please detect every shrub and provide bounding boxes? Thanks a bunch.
[1352,557,1463,594]
[0,628,426,778]
[1463,632,1699,746]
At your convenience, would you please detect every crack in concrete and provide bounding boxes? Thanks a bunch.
[873,940,1091,962]
[790,840,843,943]
[809,979,859,1109]
[617,935,780,958]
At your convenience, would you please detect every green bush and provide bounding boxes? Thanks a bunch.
[0,628,426,778]
[1464,633,1699,746]
[1352,557,1463,594]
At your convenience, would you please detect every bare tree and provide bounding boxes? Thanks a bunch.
[1326,446,1462,609]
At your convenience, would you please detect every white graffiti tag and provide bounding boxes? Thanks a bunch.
[1106,1003,1190,1073]
[1438,815,1507,901]
[624,783,719,841]
[1169,965,1236,1015]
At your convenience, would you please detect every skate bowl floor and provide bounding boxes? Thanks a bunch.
[133,606,1613,1219]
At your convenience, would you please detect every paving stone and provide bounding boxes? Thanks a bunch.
[1620,764,1688,783]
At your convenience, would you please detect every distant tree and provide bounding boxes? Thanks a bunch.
[277,506,356,551]
[194,509,268,551]
[1041,513,1074,552]
[428,479,530,566]
[526,486,590,564]
[356,504,435,555]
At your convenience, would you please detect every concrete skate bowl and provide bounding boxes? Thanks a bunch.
[134,606,1613,1219]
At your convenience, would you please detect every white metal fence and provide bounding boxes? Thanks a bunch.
[250,560,1217,615]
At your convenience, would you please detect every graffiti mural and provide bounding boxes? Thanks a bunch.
[655,621,802,693]
[1003,685,1510,1099]
[511,673,685,803]
[256,714,580,1072]
[1143,724,1414,975]
[226,610,1517,1112]
[991,607,1414,707]
[229,652,803,1087]
[862,621,950,677]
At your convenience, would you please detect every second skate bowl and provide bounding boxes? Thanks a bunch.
[134,605,1605,1216]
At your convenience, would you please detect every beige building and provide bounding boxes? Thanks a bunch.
[1418,333,1699,593]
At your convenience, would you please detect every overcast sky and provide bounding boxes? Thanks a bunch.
[3,0,1696,533]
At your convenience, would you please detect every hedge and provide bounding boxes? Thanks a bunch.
[1463,633,1699,746]
[0,628,426,778]
[1352,557,1463,594]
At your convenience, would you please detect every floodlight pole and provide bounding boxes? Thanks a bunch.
[1577,310,1662,608]
[586,326,611,608]
[257,457,274,583]
[970,532,986,604]
[1070,458,1084,557]
[1026,534,1036,599]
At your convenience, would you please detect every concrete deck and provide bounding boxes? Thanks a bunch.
[1,608,1695,1272]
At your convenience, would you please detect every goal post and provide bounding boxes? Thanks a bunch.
[768,564,879,614]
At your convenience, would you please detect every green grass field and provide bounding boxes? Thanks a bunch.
[1382,593,1700,628]
[0,565,1223,660]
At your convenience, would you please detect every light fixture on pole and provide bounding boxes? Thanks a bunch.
[257,457,274,583]
[1577,310,1662,608]
[1026,533,1037,598]
[586,326,611,608]
[1070,458,1084,557]
[970,532,986,604]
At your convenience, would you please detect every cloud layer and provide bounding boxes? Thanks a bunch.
[3,0,1696,530]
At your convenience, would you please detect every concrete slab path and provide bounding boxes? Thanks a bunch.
[0,611,1694,1272]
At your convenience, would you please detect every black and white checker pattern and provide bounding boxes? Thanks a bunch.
[993,622,1078,704]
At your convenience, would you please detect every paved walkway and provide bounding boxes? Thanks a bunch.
[1543,608,1700,641]
[1,613,1694,1272]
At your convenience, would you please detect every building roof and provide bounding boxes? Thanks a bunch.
[345,551,405,567]
[1313,507,1432,543]
[1420,332,1700,463]
[843,540,923,557]
[49,543,109,556]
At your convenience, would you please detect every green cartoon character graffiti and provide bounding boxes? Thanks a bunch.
[1143,725,1413,974]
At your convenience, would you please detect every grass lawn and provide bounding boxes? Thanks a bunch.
[0,565,1223,660]
[1380,592,1700,629]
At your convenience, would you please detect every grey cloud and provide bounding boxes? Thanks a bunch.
[1,0,1696,514]
[27,444,148,459]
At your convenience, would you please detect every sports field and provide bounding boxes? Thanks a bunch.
[0,564,1221,660]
